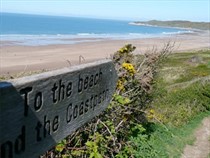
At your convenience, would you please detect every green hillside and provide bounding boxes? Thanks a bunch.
[133,20,210,30]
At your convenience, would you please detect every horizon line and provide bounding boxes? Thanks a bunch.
[1,11,209,23]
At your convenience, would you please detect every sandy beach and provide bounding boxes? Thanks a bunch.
[0,31,209,76]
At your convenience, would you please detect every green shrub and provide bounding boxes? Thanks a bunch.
[41,44,170,158]
[41,47,210,158]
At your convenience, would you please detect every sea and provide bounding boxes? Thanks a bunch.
[0,12,192,46]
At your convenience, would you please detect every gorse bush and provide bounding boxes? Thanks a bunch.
[42,44,210,158]
[40,44,171,158]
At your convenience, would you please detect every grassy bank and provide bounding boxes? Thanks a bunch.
[129,111,210,158]
[129,50,210,157]
[151,50,210,126]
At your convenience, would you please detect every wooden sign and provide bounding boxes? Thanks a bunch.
[0,59,117,158]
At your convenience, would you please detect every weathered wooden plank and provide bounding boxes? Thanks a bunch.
[0,59,117,158]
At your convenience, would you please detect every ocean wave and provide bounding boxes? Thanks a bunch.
[0,33,163,40]
[77,33,95,36]
[162,30,194,35]
[0,31,188,46]
[0,30,191,41]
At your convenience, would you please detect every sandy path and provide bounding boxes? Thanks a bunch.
[181,117,210,158]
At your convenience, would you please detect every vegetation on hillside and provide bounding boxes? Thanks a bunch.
[132,20,210,30]
[39,44,171,158]
[133,49,210,157]
[40,45,210,157]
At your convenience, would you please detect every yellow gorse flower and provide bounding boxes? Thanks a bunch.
[147,109,155,119]
[117,80,125,91]
[119,47,128,53]
[122,62,136,75]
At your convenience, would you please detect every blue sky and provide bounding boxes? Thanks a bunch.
[1,0,210,22]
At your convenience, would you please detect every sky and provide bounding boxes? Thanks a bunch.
[0,0,210,22]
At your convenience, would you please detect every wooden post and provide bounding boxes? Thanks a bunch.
[0,59,117,158]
